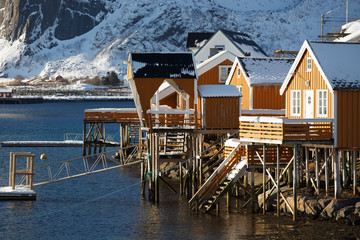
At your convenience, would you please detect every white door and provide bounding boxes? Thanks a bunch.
[304,90,314,118]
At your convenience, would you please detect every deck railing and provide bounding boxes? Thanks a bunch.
[84,108,139,123]
[240,116,333,143]
[147,109,201,129]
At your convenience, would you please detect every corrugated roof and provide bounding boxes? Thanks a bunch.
[309,41,360,90]
[240,57,294,85]
[198,84,241,98]
[130,52,197,79]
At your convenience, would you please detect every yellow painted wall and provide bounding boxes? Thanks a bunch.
[284,50,333,118]
[253,85,285,109]
[198,59,233,85]
[228,63,250,109]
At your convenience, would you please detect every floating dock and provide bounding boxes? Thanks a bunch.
[1,140,83,147]
[0,186,36,201]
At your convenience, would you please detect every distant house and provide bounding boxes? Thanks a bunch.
[226,57,293,112]
[186,32,214,53]
[0,88,13,98]
[280,40,360,148]
[197,50,237,85]
[194,29,267,64]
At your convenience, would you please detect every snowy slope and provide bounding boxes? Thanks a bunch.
[0,0,359,80]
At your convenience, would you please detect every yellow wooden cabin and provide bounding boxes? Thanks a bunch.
[226,57,294,116]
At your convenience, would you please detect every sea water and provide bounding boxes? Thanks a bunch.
[0,101,359,240]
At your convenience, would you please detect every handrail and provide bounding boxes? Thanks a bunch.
[189,144,240,207]
[240,116,334,124]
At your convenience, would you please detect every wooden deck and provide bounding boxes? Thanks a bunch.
[239,116,333,144]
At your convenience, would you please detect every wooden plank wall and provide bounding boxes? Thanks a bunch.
[198,59,233,85]
[284,50,333,118]
[203,97,239,129]
[253,85,285,109]
[336,90,360,149]
[159,92,177,108]
[228,63,250,109]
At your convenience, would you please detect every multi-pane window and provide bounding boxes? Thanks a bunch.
[290,90,301,116]
[306,57,312,72]
[317,90,327,117]
[219,65,232,83]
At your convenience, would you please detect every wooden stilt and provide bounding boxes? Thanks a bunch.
[305,147,310,188]
[277,145,280,217]
[251,168,255,213]
[342,151,348,188]
[227,191,230,211]
[325,148,329,196]
[315,148,320,195]
[334,149,341,199]
[263,144,266,215]
[179,162,183,195]
[293,144,298,222]
[353,151,357,196]
[155,133,159,203]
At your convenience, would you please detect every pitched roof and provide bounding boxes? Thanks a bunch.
[280,40,360,94]
[219,29,268,57]
[196,50,236,76]
[186,32,214,49]
[225,57,294,86]
[198,84,241,98]
[130,52,197,79]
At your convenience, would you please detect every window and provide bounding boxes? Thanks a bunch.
[290,90,301,116]
[237,67,241,77]
[236,86,243,105]
[219,65,232,83]
[306,57,312,72]
[317,90,327,117]
[215,45,225,51]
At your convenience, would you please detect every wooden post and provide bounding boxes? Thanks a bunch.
[325,148,329,196]
[263,144,266,215]
[353,151,357,196]
[179,162,183,195]
[342,151,348,188]
[83,122,87,156]
[293,144,298,222]
[334,149,341,199]
[315,148,320,195]
[277,145,280,217]
[29,155,34,190]
[154,133,159,203]
[305,147,310,188]
[251,168,255,213]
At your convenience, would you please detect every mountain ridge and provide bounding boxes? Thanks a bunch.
[0,0,359,80]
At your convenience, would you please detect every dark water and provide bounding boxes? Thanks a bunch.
[0,102,359,240]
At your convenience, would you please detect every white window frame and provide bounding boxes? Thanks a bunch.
[306,57,312,72]
[215,45,225,51]
[219,65,232,83]
[237,67,241,77]
[290,90,301,117]
[316,90,327,117]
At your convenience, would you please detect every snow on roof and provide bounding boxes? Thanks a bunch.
[308,41,360,90]
[240,57,294,85]
[220,29,268,58]
[0,87,13,93]
[186,32,214,49]
[198,84,241,98]
[130,52,197,79]
[196,50,236,76]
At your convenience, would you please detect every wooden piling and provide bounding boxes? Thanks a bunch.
[263,144,266,215]
[293,144,298,222]
[305,147,310,188]
[277,145,280,217]
[315,148,320,195]
[334,149,341,199]
[325,148,329,196]
[353,151,357,196]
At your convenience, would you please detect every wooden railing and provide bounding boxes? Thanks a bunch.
[240,116,333,143]
[147,109,201,129]
[84,108,139,123]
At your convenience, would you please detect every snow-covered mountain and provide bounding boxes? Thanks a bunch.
[0,0,359,80]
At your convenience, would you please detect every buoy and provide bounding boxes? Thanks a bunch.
[40,154,47,160]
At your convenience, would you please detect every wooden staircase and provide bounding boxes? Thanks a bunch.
[189,144,247,212]
[160,133,185,156]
